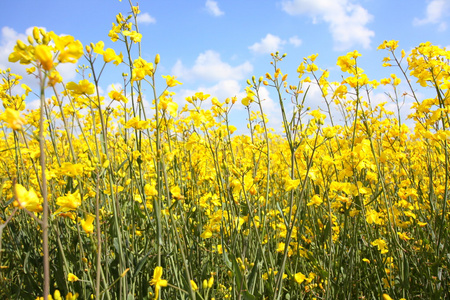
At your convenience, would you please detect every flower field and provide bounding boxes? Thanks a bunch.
[1,2,450,300]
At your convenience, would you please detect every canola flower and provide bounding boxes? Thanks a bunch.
[0,108,26,130]
[150,266,168,300]
[13,184,43,212]
[0,2,449,299]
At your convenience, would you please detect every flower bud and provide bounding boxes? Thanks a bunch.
[16,40,27,50]
[33,27,40,41]
[208,275,214,288]
[42,35,50,45]
[155,53,160,65]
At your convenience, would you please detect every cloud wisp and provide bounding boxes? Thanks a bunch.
[281,0,375,51]
[205,0,224,17]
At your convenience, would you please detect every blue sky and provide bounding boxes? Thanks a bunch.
[1,0,449,131]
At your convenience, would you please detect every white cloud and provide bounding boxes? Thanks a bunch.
[249,33,286,54]
[205,0,224,16]
[172,50,253,82]
[281,0,374,50]
[136,12,156,24]
[413,0,448,31]
[289,35,302,47]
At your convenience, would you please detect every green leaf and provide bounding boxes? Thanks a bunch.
[229,253,244,293]
[243,291,256,300]
[222,246,232,269]
[134,252,151,277]
[247,248,262,294]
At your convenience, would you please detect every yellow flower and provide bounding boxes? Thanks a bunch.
[1,108,26,130]
[307,194,323,207]
[66,79,95,95]
[131,57,154,82]
[93,41,105,54]
[58,162,84,177]
[108,86,128,103]
[48,70,63,86]
[122,30,142,43]
[68,273,79,282]
[294,272,306,284]
[162,75,182,87]
[150,266,168,300]
[371,238,388,254]
[13,184,43,213]
[65,292,79,300]
[201,227,213,239]
[215,244,223,254]
[103,48,123,65]
[366,208,383,225]
[34,44,54,71]
[417,221,427,227]
[284,178,300,192]
[159,98,178,117]
[81,214,95,234]
[51,33,83,64]
[125,116,150,130]
[55,190,82,214]
[276,242,285,253]
[397,231,413,241]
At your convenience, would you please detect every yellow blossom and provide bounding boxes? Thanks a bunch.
[150,266,168,300]
[1,108,26,130]
[34,44,54,71]
[162,75,182,87]
[81,214,95,234]
[294,272,306,284]
[284,178,300,192]
[307,194,323,207]
[371,238,388,254]
[68,273,79,282]
[103,48,123,65]
[66,79,95,95]
[55,190,82,214]
[13,184,43,212]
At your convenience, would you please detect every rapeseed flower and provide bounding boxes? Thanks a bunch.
[150,266,168,300]
[81,214,95,234]
[13,184,43,212]
[55,190,81,214]
[1,108,26,130]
